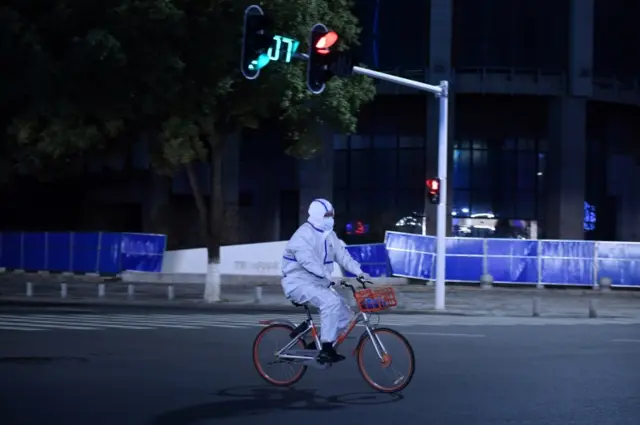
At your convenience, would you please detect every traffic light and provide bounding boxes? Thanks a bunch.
[426,178,441,204]
[306,24,354,94]
[240,5,272,80]
[307,23,331,94]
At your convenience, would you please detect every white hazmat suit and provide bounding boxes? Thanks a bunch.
[281,198,364,344]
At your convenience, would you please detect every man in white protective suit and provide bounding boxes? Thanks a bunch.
[281,198,369,364]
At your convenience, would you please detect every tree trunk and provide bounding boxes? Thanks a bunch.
[204,146,224,303]
[186,160,221,302]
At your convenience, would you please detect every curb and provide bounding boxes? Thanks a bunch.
[1,297,632,319]
[0,297,475,316]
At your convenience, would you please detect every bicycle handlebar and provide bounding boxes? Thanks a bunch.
[330,276,373,295]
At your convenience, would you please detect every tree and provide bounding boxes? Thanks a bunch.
[0,0,375,302]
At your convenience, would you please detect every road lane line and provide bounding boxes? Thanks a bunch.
[612,339,640,343]
[29,314,247,330]
[74,315,247,329]
[402,331,485,338]
[22,315,200,330]
[0,318,101,330]
[0,323,47,331]
[24,315,157,330]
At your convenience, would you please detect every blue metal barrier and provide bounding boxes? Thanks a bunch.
[380,232,640,288]
[384,231,435,279]
[344,243,390,277]
[0,232,167,274]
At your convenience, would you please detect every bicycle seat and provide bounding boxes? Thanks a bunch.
[290,300,308,308]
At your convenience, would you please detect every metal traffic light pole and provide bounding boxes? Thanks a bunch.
[351,67,450,311]
[283,48,450,310]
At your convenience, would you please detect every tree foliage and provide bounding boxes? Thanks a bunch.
[1,0,375,173]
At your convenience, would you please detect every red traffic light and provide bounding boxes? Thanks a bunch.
[426,178,440,192]
[315,31,338,54]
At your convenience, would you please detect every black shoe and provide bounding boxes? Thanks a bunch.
[317,342,345,364]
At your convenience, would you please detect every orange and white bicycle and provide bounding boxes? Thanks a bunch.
[252,278,415,393]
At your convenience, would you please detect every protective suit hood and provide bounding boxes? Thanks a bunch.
[307,198,334,235]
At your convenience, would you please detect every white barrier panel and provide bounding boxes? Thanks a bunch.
[161,248,208,274]
[220,241,287,276]
[160,243,345,277]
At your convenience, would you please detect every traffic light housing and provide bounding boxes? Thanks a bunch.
[307,24,354,94]
[426,178,441,204]
[240,5,272,80]
[307,23,331,94]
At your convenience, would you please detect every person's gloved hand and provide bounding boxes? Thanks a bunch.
[357,272,371,281]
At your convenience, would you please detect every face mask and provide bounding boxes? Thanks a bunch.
[322,217,334,231]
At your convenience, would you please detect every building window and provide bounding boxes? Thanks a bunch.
[584,201,597,232]
[452,137,545,220]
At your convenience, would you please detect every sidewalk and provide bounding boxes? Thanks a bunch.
[1,274,639,318]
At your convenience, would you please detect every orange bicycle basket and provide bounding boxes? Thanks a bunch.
[354,286,397,312]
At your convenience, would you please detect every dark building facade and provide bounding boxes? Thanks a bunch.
[308,0,640,244]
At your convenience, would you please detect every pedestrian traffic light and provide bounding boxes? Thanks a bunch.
[426,178,441,204]
[240,5,273,80]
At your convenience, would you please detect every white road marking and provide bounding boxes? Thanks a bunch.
[611,339,640,343]
[0,323,48,331]
[23,315,157,330]
[0,317,100,330]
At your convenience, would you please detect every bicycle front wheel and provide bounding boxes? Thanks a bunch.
[356,327,415,393]
[252,323,307,387]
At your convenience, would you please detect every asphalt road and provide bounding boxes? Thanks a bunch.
[1,307,639,425]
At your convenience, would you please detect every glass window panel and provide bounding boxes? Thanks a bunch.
[333,134,348,150]
[471,190,493,216]
[373,150,397,188]
[470,150,490,189]
[453,149,471,189]
[538,138,548,152]
[350,134,370,150]
[516,191,536,219]
[484,0,513,67]
[377,0,428,70]
[492,191,515,219]
[537,195,546,220]
[373,189,397,218]
[472,139,488,150]
[517,152,537,190]
[452,0,484,67]
[373,135,397,149]
[537,152,546,189]
[399,136,424,148]
[517,138,535,151]
[333,189,348,220]
[351,0,376,66]
[489,150,518,190]
[453,190,470,216]
[502,138,517,150]
[333,151,348,189]
[397,189,423,216]
[349,150,371,189]
[398,150,425,188]
[349,190,370,219]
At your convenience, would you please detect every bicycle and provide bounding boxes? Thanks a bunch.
[252,278,415,393]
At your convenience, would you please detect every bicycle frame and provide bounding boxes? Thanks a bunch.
[261,305,390,370]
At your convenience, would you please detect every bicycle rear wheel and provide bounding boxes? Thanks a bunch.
[356,327,415,393]
[252,323,308,386]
